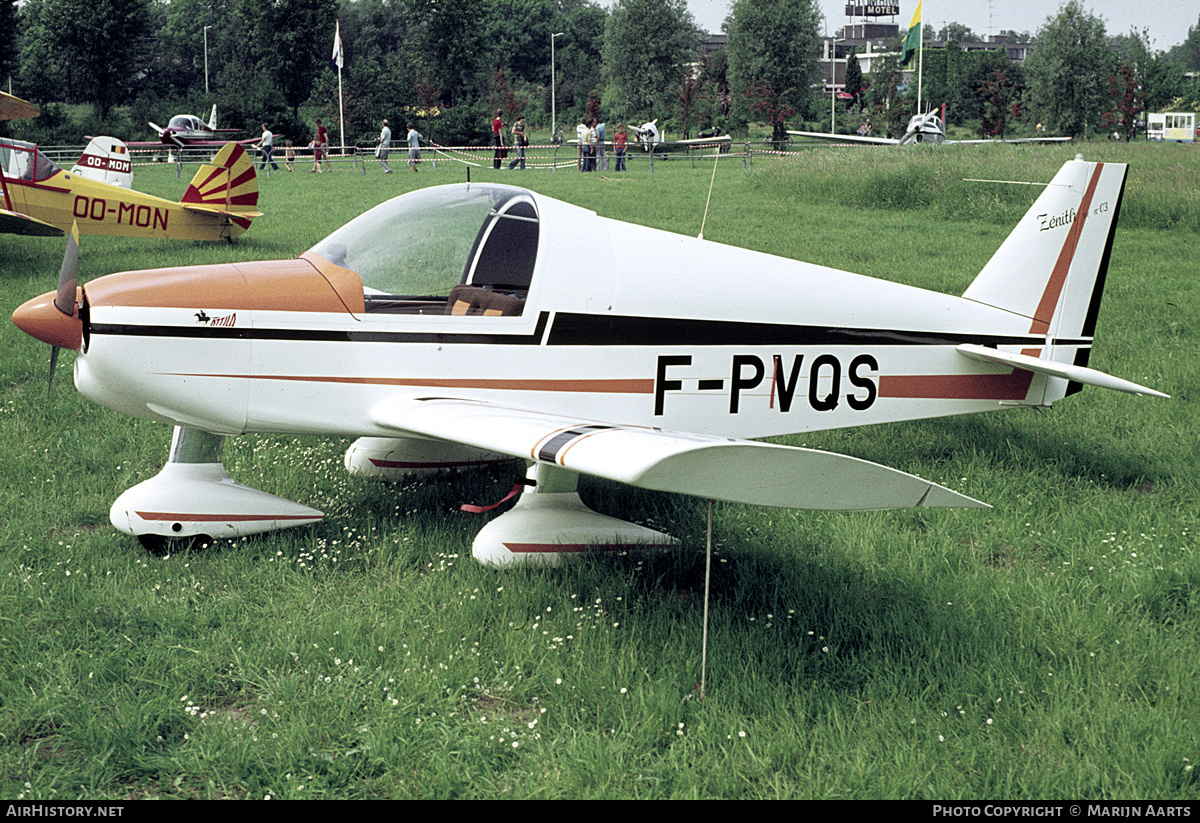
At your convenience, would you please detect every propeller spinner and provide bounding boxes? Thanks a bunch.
[13,222,88,388]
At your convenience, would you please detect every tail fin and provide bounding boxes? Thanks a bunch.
[71,137,133,189]
[962,156,1129,401]
[181,143,260,215]
[207,104,218,130]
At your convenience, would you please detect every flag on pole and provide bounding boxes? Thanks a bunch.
[901,1,922,66]
[331,21,344,70]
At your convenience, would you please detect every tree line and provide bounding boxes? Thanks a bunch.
[3,0,1199,149]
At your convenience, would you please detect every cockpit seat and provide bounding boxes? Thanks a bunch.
[445,284,523,316]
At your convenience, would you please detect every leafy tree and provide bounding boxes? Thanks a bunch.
[488,66,524,120]
[725,0,821,132]
[1103,62,1144,141]
[17,0,153,120]
[0,0,19,88]
[862,48,908,138]
[844,47,864,111]
[602,0,700,121]
[338,0,413,67]
[1024,0,1114,138]
[1163,15,1200,70]
[238,0,338,121]
[407,0,494,107]
[997,29,1034,43]
[966,50,1024,135]
[978,69,1020,138]
[745,77,795,145]
[555,3,607,119]
[935,22,978,43]
[671,65,706,138]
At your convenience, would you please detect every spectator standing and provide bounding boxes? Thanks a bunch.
[577,116,589,171]
[310,118,327,172]
[492,109,505,169]
[257,123,279,172]
[406,122,423,172]
[613,124,628,172]
[508,115,527,170]
[376,119,392,173]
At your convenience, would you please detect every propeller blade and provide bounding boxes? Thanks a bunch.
[47,345,60,392]
[53,222,80,317]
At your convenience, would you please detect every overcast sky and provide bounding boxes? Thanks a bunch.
[679,0,1198,52]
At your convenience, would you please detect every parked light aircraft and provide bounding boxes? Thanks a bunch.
[790,110,1073,146]
[134,104,256,150]
[13,156,1165,565]
[0,92,261,241]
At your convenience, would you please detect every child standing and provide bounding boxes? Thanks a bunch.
[614,124,628,172]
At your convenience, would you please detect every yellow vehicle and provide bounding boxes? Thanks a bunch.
[1146,112,1197,143]
[1,91,261,242]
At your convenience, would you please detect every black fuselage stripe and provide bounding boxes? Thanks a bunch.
[88,312,1086,349]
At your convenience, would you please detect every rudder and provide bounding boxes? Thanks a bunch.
[962,157,1128,399]
[181,143,260,215]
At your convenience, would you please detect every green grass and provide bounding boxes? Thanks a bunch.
[0,142,1198,799]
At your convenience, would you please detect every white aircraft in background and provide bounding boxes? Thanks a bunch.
[13,155,1164,565]
[131,104,256,150]
[791,110,1073,146]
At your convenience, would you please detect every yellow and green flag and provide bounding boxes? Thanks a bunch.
[901,1,922,65]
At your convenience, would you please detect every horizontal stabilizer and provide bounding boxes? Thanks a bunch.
[182,204,264,219]
[956,344,1168,399]
[369,397,988,512]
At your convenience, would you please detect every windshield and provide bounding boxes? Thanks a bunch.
[307,184,540,315]
[0,138,63,183]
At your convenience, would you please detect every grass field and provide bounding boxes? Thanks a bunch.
[0,141,1198,799]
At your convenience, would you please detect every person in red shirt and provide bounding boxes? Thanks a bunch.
[492,109,504,169]
[614,123,628,172]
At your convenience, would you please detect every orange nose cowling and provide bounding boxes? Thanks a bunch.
[12,290,82,351]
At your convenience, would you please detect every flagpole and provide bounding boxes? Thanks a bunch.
[332,21,346,157]
[917,13,923,115]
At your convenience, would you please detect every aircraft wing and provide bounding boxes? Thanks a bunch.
[124,138,259,148]
[0,208,64,237]
[367,397,988,511]
[787,130,899,146]
[0,92,40,121]
[947,137,1074,145]
[675,136,733,145]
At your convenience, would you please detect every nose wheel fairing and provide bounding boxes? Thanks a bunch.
[111,426,323,550]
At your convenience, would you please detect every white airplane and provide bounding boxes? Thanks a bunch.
[790,110,1073,146]
[632,120,660,150]
[13,155,1165,565]
[132,104,255,150]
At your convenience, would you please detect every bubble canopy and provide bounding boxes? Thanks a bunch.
[308,184,540,314]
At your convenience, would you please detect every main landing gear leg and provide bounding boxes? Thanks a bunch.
[110,426,324,555]
[471,463,675,568]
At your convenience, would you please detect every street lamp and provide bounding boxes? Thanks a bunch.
[204,25,213,95]
[551,32,564,142]
[829,37,844,134]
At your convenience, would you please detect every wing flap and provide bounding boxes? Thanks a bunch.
[787,130,898,146]
[369,397,988,511]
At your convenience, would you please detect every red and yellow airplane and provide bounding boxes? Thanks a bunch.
[1,91,261,242]
[13,155,1166,564]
